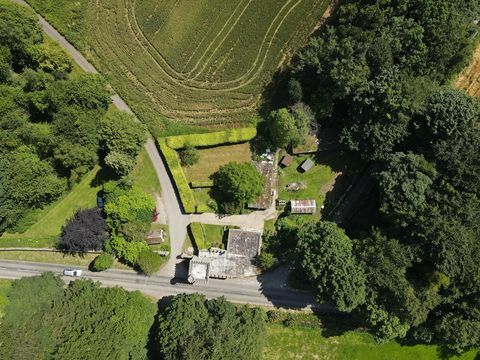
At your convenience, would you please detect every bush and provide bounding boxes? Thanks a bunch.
[164,128,257,149]
[91,253,113,272]
[104,236,148,265]
[179,144,199,166]
[137,249,162,276]
[159,139,196,213]
[258,251,278,271]
[60,208,108,252]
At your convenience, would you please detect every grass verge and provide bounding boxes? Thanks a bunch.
[0,251,129,270]
[0,167,102,248]
[130,147,161,196]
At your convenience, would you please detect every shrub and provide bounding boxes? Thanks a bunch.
[60,208,108,252]
[179,144,199,166]
[258,251,278,271]
[137,249,162,276]
[165,128,257,149]
[104,236,148,265]
[91,253,114,272]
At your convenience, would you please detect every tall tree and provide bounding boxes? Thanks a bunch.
[157,294,267,360]
[296,221,366,312]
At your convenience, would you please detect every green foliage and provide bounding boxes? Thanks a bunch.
[90,253,114,271]
[377,152,436,226]
[48,73,111,110]
[35,41,72,79]
[189,222,207,249]
[213,162,265,211]
[157,293,267,360]
[268,108,300,149]
[296,221,366,312]
[0,272,63,358]
[0,147,67,232]
[179,144,200,167]
[100,109,147,176]
[0,0,43,69]
[103,185,155,230]
[421,88,480,192]
[165,128,257,149]
[0,274,156,359]
[258,251,278,271]
[159,139,196,213]
[104,235,149,266]
[137,249,161,276]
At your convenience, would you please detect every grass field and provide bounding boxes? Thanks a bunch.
[0,167,102,248]
[26,0,332,134]
[130,147,161,196]
[264,324,477,360]
[0,279,12,321]
[183,143,253,183]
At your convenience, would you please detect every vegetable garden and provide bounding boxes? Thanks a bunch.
[26,0,331,134]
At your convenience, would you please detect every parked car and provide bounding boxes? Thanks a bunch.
[63,268,82,277]
[97,196,104,208]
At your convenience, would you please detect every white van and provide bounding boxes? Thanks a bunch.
[63,268,82,277]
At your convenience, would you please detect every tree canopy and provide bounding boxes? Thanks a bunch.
[296,221,366,312]
[213,162,265,213]
[157,293,267,360]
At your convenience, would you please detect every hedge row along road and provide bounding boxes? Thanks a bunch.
[25,0,332,132]
[8,0,310,308]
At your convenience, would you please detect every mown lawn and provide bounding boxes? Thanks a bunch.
[183,142,253,183]
[0,167,102,248]
[264,324,478,360]
[278,152,363,217]
[130,147,161,196]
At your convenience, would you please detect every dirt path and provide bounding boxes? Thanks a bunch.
[455,44,480,97]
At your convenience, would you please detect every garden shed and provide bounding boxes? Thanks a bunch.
[300,158,314,172]
[290,199,316,214]
[280,154,293,167]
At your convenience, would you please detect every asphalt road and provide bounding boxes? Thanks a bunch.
[0,260,329,310]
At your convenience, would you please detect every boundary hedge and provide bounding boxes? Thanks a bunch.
[158,139,196,213]
[158,128,256,214]
[190,181,214,188]
[188,222,207,249]
[165,128,256,149]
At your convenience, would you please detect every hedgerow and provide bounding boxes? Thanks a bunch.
[190,181,214,188]
[165,128,257,149]
[188,222,207,250]
[158,139,196,213]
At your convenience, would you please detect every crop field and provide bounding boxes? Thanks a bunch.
[27,0,331,134]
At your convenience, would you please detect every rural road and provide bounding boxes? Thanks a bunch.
[0,260,329,310]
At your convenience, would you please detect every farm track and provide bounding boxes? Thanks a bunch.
[456,43,480,97]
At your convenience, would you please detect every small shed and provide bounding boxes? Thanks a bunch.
[280,154,293,167]
[300,158,314,172]
[290,200,316,214]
